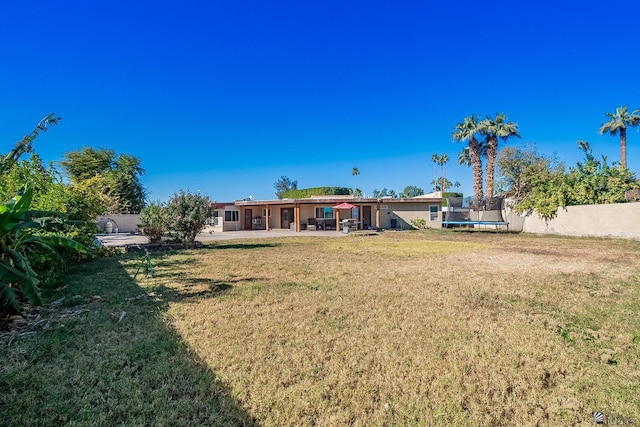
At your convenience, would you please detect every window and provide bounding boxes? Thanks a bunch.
[429,205,439,221]
[262,208,271,217]
[315,207,334,219]
[224,210,239,222]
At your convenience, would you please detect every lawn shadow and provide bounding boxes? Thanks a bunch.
[0,255,259,426]
[204,242,281,251]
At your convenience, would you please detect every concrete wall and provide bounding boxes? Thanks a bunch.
[380,202,441,229]
[512,202,640,240]
[96,215,140,233]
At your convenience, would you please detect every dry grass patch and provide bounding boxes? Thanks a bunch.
[119,232,640,426]
[3,231,638,426]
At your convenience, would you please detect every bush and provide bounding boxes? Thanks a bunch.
[139,202,170,243]
[409,218,427,229]
[167,190,210,247]
[283,187,351,199]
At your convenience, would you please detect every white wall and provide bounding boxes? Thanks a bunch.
[510,202,640,240]
[96,215,140,233]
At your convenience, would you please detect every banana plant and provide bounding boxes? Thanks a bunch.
[0,187,87,313]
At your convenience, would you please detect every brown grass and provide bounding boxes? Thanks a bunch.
[125,231,640,425]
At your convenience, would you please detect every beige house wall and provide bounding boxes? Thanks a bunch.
[379,202,441,229]
[513,202,640,239]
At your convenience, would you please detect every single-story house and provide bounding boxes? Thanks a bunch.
[209,194,443,232]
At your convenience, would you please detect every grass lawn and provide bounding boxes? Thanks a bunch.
[2,231,640,426]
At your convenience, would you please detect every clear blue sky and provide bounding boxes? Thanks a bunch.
[2,1,640,202]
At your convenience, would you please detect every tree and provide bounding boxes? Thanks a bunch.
[598,105,640,169]
[399,185,424,198]
[0,113,61,175]
[104,154,146,214]
[166,190,211,247]
[503,141,640,221]
[480,113,520,199]
[457,147,471,168]
[60,147,115,182]
[60,147,147,213]
[372,188,397,198]
[431,153,439,191]
[496,144,558,200]
[274,176,298,199]
[352,167,360,196]
[453,115,484,206]
[438,154,449,193]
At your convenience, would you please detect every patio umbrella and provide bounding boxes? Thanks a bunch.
[332,202,357,209]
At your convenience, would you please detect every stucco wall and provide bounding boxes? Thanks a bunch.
[96,215,141,233]
[380,202,441,229]
[515,202,640,239]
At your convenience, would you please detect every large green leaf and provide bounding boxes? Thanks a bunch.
[6,248,41,306]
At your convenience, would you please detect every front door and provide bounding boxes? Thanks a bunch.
[281,208,294,230]
[362,206,372,229]
[244,209,252,230]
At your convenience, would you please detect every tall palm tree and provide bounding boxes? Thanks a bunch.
[598,105,640,169]
[438,154,449,193]
[351,167,360,195]
[480,113,520,199]
[452,115,484,206]
[457,146,472,168]
[431,153,439,192]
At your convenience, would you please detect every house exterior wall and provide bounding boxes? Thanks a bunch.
[515,202,640,239]
[379,202,441,229]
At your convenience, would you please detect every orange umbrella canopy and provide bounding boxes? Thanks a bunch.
[333,202,357,209]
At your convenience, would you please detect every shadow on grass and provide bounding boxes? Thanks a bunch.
[203,242,281,251]
[0,255,258,426]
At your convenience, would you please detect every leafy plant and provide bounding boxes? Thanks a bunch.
[139,201,170,243]
[0,188,87,313]
[166,190,210,247]
[409,218,427,229]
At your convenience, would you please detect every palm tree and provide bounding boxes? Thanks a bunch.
[480,113,520,199]
[598,105,640,169]
[351,167,360,195]
[431,153,439,192]
[458,146,471,168]
[452,115,484,206]
[438,154,449,193]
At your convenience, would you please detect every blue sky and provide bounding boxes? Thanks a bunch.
[2,1,640,202]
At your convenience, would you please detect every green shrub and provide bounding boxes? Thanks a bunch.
[283,187,351,199]
[0,188,87,314]
[139,202,170,243]
[166,190,210,247]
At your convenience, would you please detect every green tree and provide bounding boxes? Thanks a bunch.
[166,190,210,247]
[274,176,298,199]
[0,114,61,174]
[372,188,397,198]
[453,115,484,206]
[496,145,559,200]
[60,147,146,213]
[104,154,146,213]
[431,153,439,192]
[598,105,640,169]
[352,167,360,195]
[60,147,115,182]
[506,141,640,221]
[399,185,424,198]
[480,113,520,199]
